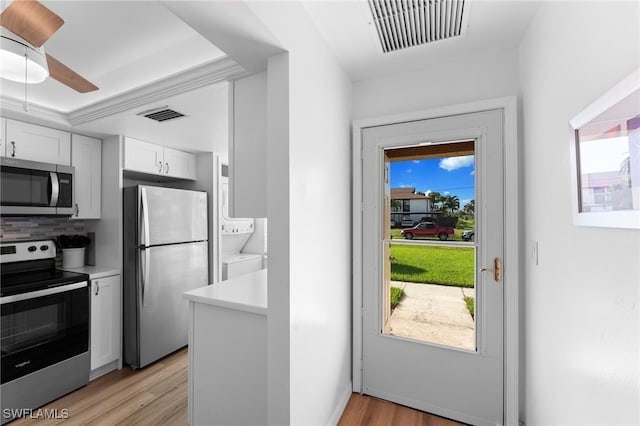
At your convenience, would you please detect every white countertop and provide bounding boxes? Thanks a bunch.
[62,265,121,279]
[184,269,267,315]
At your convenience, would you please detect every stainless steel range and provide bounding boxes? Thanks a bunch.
[0,240,90,425]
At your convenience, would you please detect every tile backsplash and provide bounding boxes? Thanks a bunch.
[1,217,88,267]
[0,217,86,242]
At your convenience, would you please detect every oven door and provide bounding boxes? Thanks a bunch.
[0,282,89,384]
[0,158,57,215]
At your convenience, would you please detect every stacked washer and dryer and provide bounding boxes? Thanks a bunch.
[219,163,267,281]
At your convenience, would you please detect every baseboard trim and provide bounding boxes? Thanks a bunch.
[327,383,353,426]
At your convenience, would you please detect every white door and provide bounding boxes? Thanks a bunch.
[71,134,102,219]
[163,146,196,180]
[90,275,121,370]
[361,110,504,425]
[5,119,71,165]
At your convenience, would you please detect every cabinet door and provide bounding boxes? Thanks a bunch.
[91,275,121,371]
[123,137,164,175]
[163,146,196,180]
[0,118,5,157]
[5,119,71,165]
[72,134,101,219]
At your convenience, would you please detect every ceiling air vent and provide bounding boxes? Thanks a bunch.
[137,106,186,122]
[367,0,466,53]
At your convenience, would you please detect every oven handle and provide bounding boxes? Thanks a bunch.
[0,281,87,304]
[49,172,60,207]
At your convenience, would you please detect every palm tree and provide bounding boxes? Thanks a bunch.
[463,200,475,217]
[429,191,443,212]
[443,195,460,214]
[390,198,401,211]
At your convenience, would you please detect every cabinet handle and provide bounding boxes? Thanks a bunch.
[95,281,100,295]
[158,160,163,173]
[10,141,16,157]
[74,203,79,217]
[165,162,169,174]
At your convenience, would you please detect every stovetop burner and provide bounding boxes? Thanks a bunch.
[0,240,89,297]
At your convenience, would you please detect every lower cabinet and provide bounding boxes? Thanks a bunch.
[90,274,121,373]
[188,302,267,425]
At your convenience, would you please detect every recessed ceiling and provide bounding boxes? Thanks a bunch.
[0,1,227,113]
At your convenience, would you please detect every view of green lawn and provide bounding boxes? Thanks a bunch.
[389,243,474,287]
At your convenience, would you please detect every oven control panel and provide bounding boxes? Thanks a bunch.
[0,240,56,263]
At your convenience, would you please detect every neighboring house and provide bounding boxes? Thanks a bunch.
[390,187,432,226]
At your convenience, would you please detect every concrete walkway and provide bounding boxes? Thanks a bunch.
[388,281,475,351]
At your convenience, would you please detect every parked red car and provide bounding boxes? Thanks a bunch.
[400,222,455,241]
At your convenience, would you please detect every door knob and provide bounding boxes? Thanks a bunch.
[481,257,502,282]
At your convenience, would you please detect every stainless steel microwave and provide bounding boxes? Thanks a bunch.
[0,157,75,216]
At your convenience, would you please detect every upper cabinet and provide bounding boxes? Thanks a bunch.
[72,134,102,219]
[230,72,267,218]
[123,137,196,180]
[4,119,71,165]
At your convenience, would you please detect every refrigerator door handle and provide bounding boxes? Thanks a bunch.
[140,187,151,307]
[140,247,150,307]
[140,187,151,248]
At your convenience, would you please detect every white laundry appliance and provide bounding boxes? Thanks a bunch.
[220,218,263,280]
[219,162,266,280]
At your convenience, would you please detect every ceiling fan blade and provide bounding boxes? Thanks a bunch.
[0,0,64,48]
[46,53,98,93]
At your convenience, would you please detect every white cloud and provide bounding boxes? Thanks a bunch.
[470,169,475,176]
[412,160,420,164]
[406,168,413,174]
[444,191,450,195]
[439,155,474,171]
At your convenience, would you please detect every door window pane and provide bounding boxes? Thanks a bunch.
[383,141,476,351]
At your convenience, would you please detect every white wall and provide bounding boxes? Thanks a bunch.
[519,2,639,424]
[246,3,354,425]
[353,47,520,119]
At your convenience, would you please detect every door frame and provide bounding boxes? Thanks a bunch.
[352,97,520,425]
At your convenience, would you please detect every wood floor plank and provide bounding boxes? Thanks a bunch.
[10,348,188,426]
[338,393,466,426]
[10,351,464,426]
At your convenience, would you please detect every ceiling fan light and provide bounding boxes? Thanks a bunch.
[0,31,49,84]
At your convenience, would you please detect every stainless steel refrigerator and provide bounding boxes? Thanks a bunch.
[123,185,208,369]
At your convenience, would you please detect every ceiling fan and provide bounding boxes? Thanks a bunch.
[0,0,98,93]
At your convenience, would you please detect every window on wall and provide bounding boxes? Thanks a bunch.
[402,200,410,212]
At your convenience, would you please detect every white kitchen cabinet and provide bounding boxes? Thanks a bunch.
[0,118,5,156]
[123,137,164,175]
[71,134,101,219]
[123,136,196,180]
[5,119,71,165]
[163,146,196,180]
[184,270,267,425]
[90,274,121,372]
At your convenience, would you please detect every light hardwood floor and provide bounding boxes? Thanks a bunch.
[10,348,464,426]
[11,348,188,426]
[338,393,465,426]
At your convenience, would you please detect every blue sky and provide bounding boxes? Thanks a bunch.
[390,156,475,207]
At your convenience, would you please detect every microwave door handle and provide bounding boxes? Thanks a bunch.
[49,172,59,207]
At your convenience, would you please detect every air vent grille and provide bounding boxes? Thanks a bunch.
[138,107,185,122]
[368,0,465,53]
